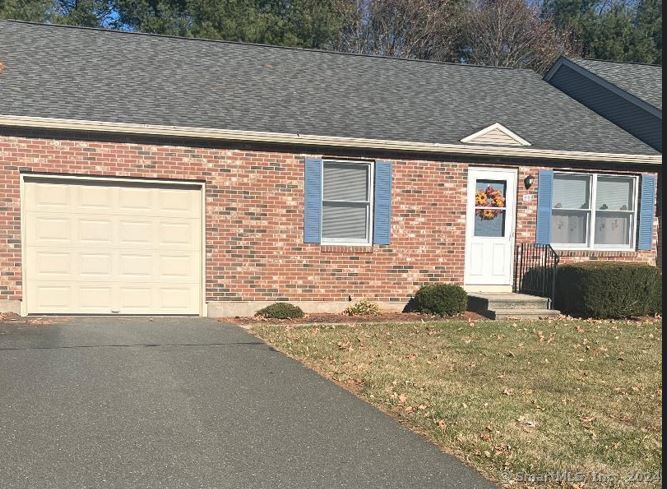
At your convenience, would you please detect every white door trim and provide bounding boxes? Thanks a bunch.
[19,173,207,316]
[463,167,517,289]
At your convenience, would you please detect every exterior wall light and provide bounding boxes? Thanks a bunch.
[524,175,534,189]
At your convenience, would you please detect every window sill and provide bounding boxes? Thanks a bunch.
[554,248,642,256]
[321,244,375,253]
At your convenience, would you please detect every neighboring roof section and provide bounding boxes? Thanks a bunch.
[0,21,659,156]
[461,123,531,146]
[570,58,662,110]
[545,56,662,152]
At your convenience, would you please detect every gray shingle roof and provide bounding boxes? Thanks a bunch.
[571,58,662,110]
[0,21,658,155]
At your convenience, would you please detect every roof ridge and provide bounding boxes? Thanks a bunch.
[573,56,662,69]
[0,19,538,73]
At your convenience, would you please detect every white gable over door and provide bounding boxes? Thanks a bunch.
[461,123,531,147]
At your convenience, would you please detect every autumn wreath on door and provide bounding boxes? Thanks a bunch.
[475,185,506,220]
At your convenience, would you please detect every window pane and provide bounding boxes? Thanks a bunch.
[595,212,632,245]
[322,202,368,240]
[552,210,588,244]
[475,180,506,208]
[553,174,591,210]
[596,176,634,211]
[474,210,506,237]
[323,163,369,202]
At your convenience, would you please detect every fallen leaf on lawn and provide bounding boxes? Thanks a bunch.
[517,416,538,432]
[502,388,514,396]
[580,415,596,424]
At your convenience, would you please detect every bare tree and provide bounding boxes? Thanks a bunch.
[460,0,579,72]
[335,0,463,61]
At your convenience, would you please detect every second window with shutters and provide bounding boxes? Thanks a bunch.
[322,161,373,244]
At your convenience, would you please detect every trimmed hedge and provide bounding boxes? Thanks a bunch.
[256,302,304,319]
[414,284,468,317]
[555,262,662,319]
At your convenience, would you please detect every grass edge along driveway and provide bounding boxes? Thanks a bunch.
[252,319,662,488]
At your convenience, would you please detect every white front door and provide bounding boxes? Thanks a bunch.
[464,167,517,287]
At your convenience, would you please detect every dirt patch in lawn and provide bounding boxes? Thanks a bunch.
[225,310,486,326]
[253,319,662,488]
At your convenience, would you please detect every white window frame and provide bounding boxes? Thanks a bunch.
[321,160,374,246]
[551,171,639,251]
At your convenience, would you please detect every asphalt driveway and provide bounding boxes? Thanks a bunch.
[0,317,494,489]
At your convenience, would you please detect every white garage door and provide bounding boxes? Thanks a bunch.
[23,177,203,315]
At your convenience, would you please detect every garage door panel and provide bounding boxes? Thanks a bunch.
[78,185,114,210]
[118,186,153,210]
[159,221,200,248]
[79,253,113,279]
[158,189,201,217]
[159,287,197,312]
[118,253,154,280]
[159,253,201,281]
[30,284,72,310]
[24,178,202,315]
[118,219,154,246]
[27,181,71,210]
[78,286,114,310]
[78,218,114,244]
[26,249,73,281]
[34,251,72,275]
[119,287,153,311]
[27,214,72,245]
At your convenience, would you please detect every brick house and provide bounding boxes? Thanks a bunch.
[0,21,661,317]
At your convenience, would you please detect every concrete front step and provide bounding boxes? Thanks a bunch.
[468,293,550,311]
[488,308,561,320]
[467,292,560,320]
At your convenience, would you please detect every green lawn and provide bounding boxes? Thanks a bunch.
[253,319,662,488]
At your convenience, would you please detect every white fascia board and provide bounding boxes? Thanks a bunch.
[0,114,661,165]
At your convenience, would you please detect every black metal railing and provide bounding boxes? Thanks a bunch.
[513,243,560,308]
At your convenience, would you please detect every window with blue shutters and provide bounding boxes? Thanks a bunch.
[304,159,392,245]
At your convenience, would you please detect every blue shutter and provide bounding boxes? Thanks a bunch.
[637,174,656,250]
[536,170,554,245]
[303,157,323,243]
[373,161,392,245]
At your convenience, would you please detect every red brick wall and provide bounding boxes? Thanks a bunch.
[0,135,658,307]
